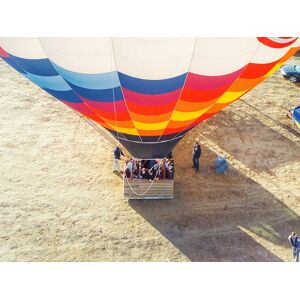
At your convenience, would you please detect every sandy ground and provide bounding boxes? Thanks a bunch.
[0,55,300,262]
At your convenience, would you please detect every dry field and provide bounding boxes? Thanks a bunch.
[0,55,299,261]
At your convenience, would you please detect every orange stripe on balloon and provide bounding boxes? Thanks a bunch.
[175,99,217,112]
[88,107,133,122]
[126,100,176,115]
[278,47,300,62]
[130,111,172,123]
[138,129,164,136]
[99,117,136,129]
[227,77,265,92]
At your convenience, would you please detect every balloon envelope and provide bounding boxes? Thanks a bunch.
[1,37,299,157]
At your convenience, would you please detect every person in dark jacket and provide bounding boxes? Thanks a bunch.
[192,142,201,172]
[113,144,125,173]
[141,168,152,181]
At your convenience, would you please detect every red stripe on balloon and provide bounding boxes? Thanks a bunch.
[257,37,298,48]
[240,61,277,79]
[61,101,109,124]
[126,99,176,115]
[86,107,132,122]
[123,87,181,106]
[181,84,232,102]
[185,68,244,91]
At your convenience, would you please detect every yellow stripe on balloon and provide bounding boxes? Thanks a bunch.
[215,90,249,104]
[263,62,283,78]
[109,125,140,136]
[170,108,210,121]
[133,120,169,130]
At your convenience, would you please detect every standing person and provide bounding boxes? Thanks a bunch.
[296,236,300,262]
[192,142,201,173]
[113,144,125,173]
[288,232,300,262]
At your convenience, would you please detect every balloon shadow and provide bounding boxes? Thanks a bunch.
[128,151,299,261]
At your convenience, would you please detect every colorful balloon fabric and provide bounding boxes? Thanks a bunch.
[1,38,299,157]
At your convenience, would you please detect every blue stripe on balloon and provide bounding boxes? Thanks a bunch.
[10,55,58,76]
[51,62,120,90]
[66,81,123,102]
[1,57,26,74]
[43,88,83,103]
[118,72,186,94]
[24,73,70,91]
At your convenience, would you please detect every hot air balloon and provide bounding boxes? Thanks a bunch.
[0,37,299,160]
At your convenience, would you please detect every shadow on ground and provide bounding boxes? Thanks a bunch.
[129,114,300,261]
[129,146,299,261]
[241,100,300,138]
[199,110,300,173]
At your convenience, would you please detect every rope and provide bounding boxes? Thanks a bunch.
[110,38,120,143]
[65,105,118,147]
[38,38,130,143]
[116,133,184,144]
[156,38,197,143]
[171,41,263,141]
[124,169,161,196]
[111,38,143,143]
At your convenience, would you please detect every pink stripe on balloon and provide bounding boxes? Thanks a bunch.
[61,101,104,122]
[0,47,10,58]
[85,99,127,113]
[185,67,245,91]
[78,96,127,113]
[123,87,181,106]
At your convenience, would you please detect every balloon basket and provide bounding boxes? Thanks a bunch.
[122,158,175,200]
[123,178,174,200]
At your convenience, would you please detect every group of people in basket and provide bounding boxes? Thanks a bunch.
[124,156,175,180]
[112,145,174,180]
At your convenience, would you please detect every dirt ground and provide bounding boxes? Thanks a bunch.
[0,55,299,262]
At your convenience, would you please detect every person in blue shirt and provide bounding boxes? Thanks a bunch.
[113,144,125,173]
[288,232,300,262]
[192,142,201,173]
